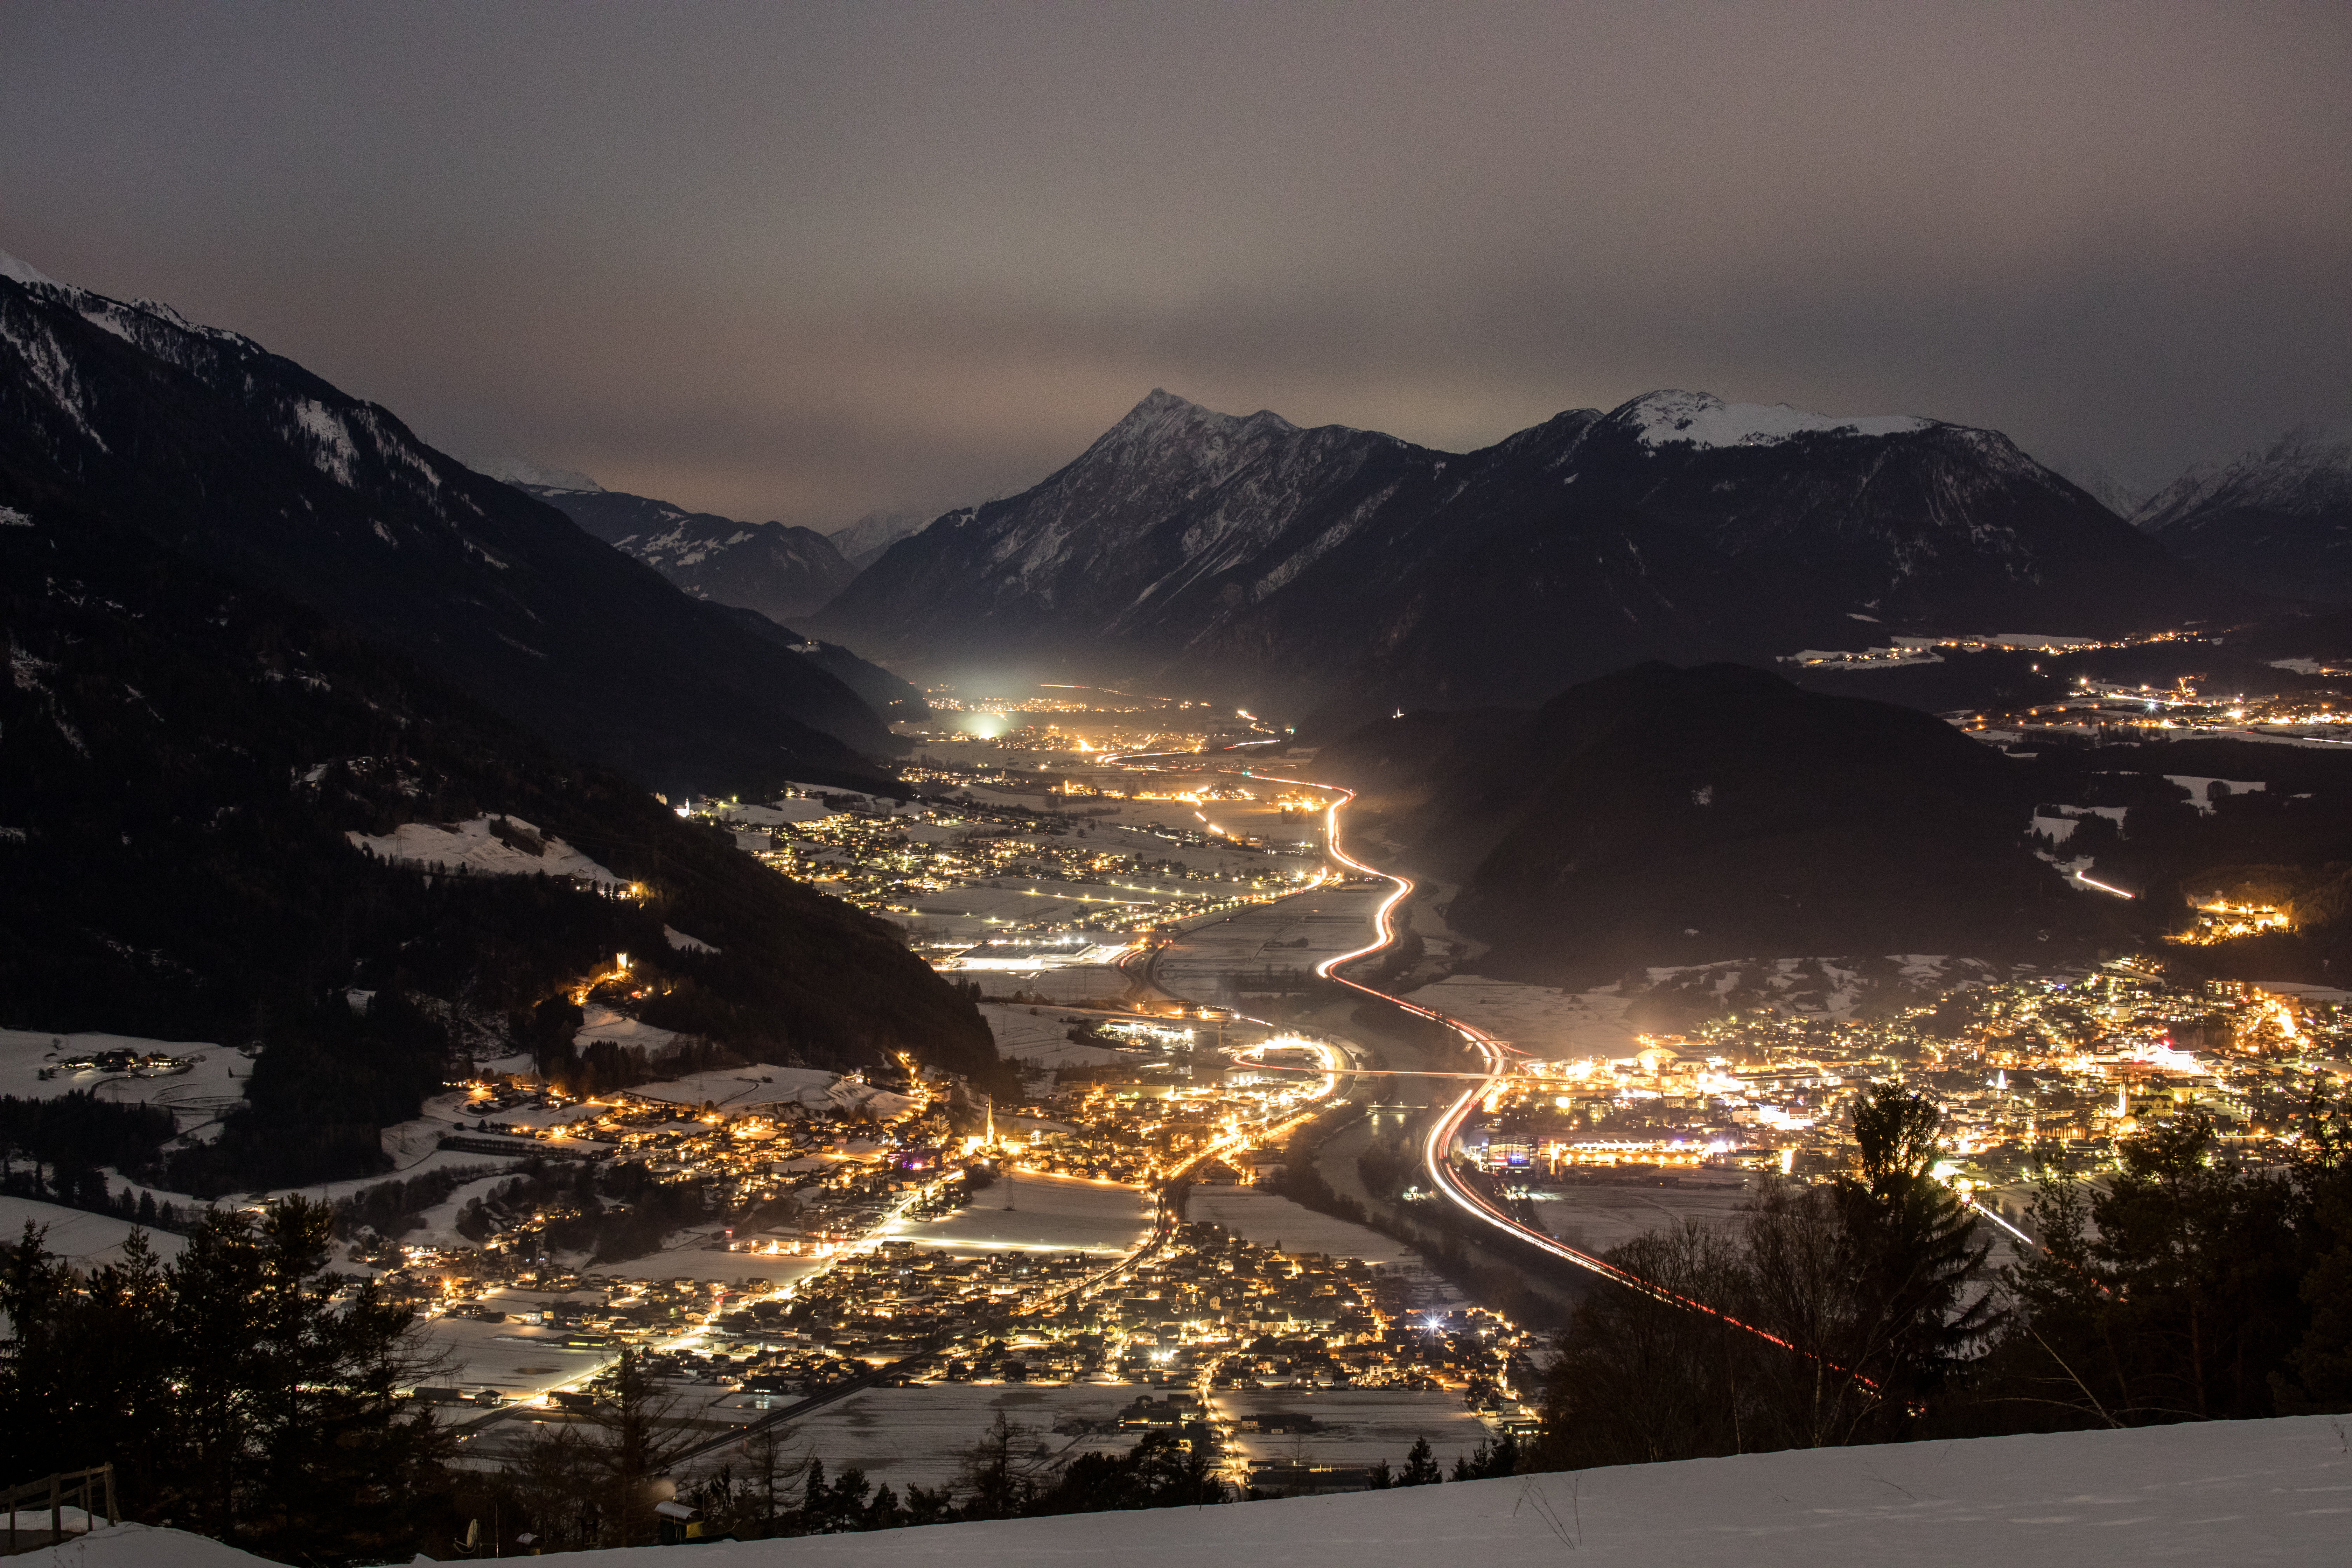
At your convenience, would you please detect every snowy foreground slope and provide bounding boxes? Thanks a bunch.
[44,1416,2350,1566]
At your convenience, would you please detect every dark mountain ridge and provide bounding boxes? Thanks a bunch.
[1314,663,2132,985]
[519,481,859,622]
[2132,429,2352,604]
[0,251,891,796]
[1316,664,2352,987]
[813,388,2240,719]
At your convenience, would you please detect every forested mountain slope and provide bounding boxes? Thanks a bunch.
[0,251,890,796]
[0,483,994,1195]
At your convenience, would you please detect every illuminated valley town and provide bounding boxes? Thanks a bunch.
[6,18,2351,1557]
[165,683,2332,1513]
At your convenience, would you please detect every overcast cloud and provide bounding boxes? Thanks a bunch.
[4,0,2347,526]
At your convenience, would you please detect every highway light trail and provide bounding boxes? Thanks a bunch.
[1107,756,1863,1368]
[1238,769,1876,1379]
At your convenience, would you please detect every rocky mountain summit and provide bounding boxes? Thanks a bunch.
[813,388,2234,718]
[2132,428,2352,603]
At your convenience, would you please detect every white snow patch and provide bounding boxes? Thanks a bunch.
[289,399,358,486]
[719,798,834,826]
[1630,389,1931,450]
[345,816,621,885]
[0,1195,189,1269]
[2269,657,2324,674]
[62,1414,2351,1568]
[2164,775,2266,813]
[1184,1184,1424,1266]
[664,925,719,954]
[574,1003,680,1056]
[0,249,65,288]
[881,1169,1152,1256]
[0,505,30,527]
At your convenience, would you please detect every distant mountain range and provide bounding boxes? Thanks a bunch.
[830,508,933,572]
[2132,429,2352,604]
[516,480,860,621]
[811,389,2240,722]
[0,250,892,796]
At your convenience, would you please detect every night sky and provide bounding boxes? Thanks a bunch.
[5,1,2346,527]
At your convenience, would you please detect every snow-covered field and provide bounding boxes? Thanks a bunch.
[981,1004,1130,1065]
[414,1296,612,1402]
[769,1384,1144,1493]
[0,1194,188,1267]
[1531,1176,1759,1255]
[963,964,1135,1007]
[0,1026,246,1112]
[1400,977,1643,1060]
[626,1064,915,1119]
[66,1413,2352,1566]
[1183,1185,1421,1266]
[880,1172,1152,1257]
[573,1002,682,1055]
[346,816,620,885]
[1211,1387,1491,1472]
[1150,884,1387,1003]
[719,799,834,826]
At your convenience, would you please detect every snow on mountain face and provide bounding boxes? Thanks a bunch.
[817,386,2227,711]
[0,248,59,288]
[2134,429,2352,533]
[828,508,933,572]
[345,816,621,885]
[0,250,896,788]
[521,484,858,622]
[472,455,603,492]
[2131,429,2352,602]
[1626,389,1933,449]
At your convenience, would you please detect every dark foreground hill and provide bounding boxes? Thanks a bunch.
[1314,664,2130,983]
[0,252,891,796]
[0,498,995,1195]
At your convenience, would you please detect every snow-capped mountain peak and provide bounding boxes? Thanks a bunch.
[2133,428,2352,535]
[470,455,604,492]
[0,247,61,289]
[1622,389,1934,450]
[2127,427,2352,602]
[829,509,933,572]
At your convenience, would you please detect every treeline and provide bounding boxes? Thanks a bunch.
[0,1200,449,1566]
[330,1163,504,1241]
[446,1375,1228,1554]
[0,1092,206,1230]
[1535,1087,2352,1470]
